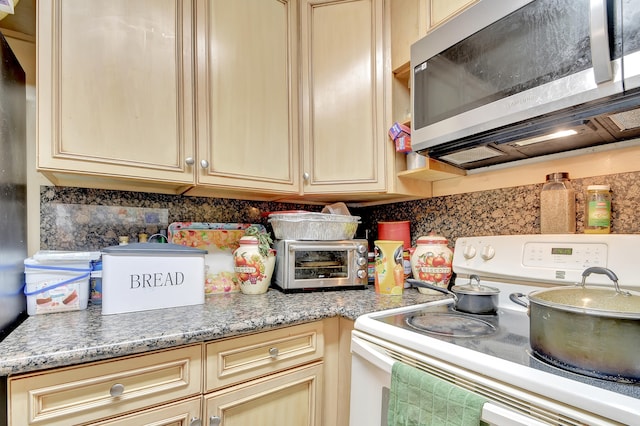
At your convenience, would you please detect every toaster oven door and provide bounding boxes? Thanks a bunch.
[275,241,367,291]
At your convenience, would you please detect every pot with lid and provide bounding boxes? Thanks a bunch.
[408,275,500,314]
[510,266,640,383]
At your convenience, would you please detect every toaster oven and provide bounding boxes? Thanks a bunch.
[273,239,369,291]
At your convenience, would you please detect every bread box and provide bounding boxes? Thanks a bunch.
[101,243,207,315]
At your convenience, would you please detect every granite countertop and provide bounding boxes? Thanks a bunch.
[0,286,442,376]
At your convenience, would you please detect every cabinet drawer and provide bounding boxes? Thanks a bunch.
[206,321,323,391]
[8,344,202,426]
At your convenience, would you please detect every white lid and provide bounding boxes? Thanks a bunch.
[587,184,610,191]
[30,250,101,263]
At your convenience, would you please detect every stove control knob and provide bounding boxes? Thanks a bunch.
[462,245,477,259]
[481,245,496,260]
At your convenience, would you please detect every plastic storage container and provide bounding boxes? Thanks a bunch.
[584,185,611,233]
[540,172,576,234]
[90,260,102,304]
[24,251,99,315]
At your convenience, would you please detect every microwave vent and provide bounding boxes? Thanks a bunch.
[608,108,640,131]
[439,146,505,165]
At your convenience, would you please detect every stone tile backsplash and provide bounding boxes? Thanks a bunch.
[40,186,320,251]
[41,170,640,251]
[358,171,640,248]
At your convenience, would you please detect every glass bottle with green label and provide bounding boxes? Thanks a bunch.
[584,185,611,233]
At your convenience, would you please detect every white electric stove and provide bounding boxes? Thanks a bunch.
[350,234,640,426]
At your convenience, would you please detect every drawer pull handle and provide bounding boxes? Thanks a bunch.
[109,383,125,397]
[189,418,202,426]
[269,347,279,358]
[210,416,221,426]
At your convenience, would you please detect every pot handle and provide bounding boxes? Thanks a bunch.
[581,266,632,296]
[407,278,458,302]
[509,292,529,308]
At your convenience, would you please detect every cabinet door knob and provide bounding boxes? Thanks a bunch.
[200,159,210,169]
[302,172,310,181]
[185,157,195,166]
[109,383,125,397]
[189,418,202,426]
[209,416,221,426]
[269,347,279,358]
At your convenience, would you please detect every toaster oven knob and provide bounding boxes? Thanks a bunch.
[356,244,367,254]
[357,270,367,279]
[357,256,367,266]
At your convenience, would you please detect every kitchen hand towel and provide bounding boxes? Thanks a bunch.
[388,361,487,426]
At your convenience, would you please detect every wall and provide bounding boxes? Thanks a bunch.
[41,170,640,251]
[359,170,640,247]
[1,32,43,256]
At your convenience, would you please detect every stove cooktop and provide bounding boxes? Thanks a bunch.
[372,300,640,400]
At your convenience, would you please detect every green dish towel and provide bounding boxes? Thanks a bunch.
[388,362,487,426]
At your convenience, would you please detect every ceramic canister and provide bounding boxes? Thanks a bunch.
[410,234,453,295]
[374,240,405,295]
[233,236,275,295]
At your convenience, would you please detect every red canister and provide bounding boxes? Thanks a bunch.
[377,221,410,248]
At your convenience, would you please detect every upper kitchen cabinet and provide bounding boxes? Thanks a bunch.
[187,0,301,199]
[37,0,196,194]
[390,0,477,71]
[299,0,391,199]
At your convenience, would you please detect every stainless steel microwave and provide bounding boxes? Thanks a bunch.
[410,0,640,169]
[273,239,368,292]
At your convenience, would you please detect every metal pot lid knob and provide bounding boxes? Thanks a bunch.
[452,274,500,295]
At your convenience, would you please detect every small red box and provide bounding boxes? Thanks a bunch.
[395,136,412,153]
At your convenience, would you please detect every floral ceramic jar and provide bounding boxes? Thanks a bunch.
[233,236,276,294]
[410,233,453,295]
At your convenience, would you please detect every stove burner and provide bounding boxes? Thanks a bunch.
[530,349,640,384]
[406,312,497,337]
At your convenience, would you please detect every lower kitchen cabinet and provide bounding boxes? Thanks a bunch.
[7,344,203,426]
[204,362,323,426]
[204,321,325,425]
[6,318,352,426]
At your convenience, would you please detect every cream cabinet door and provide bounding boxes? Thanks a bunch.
[192,0,300,196]
[90,397,202,426]
[300,0,388,195]
[204,362,323,426]
[430,0,478,29]
[390,0,477,70]
[37,0,196,194]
